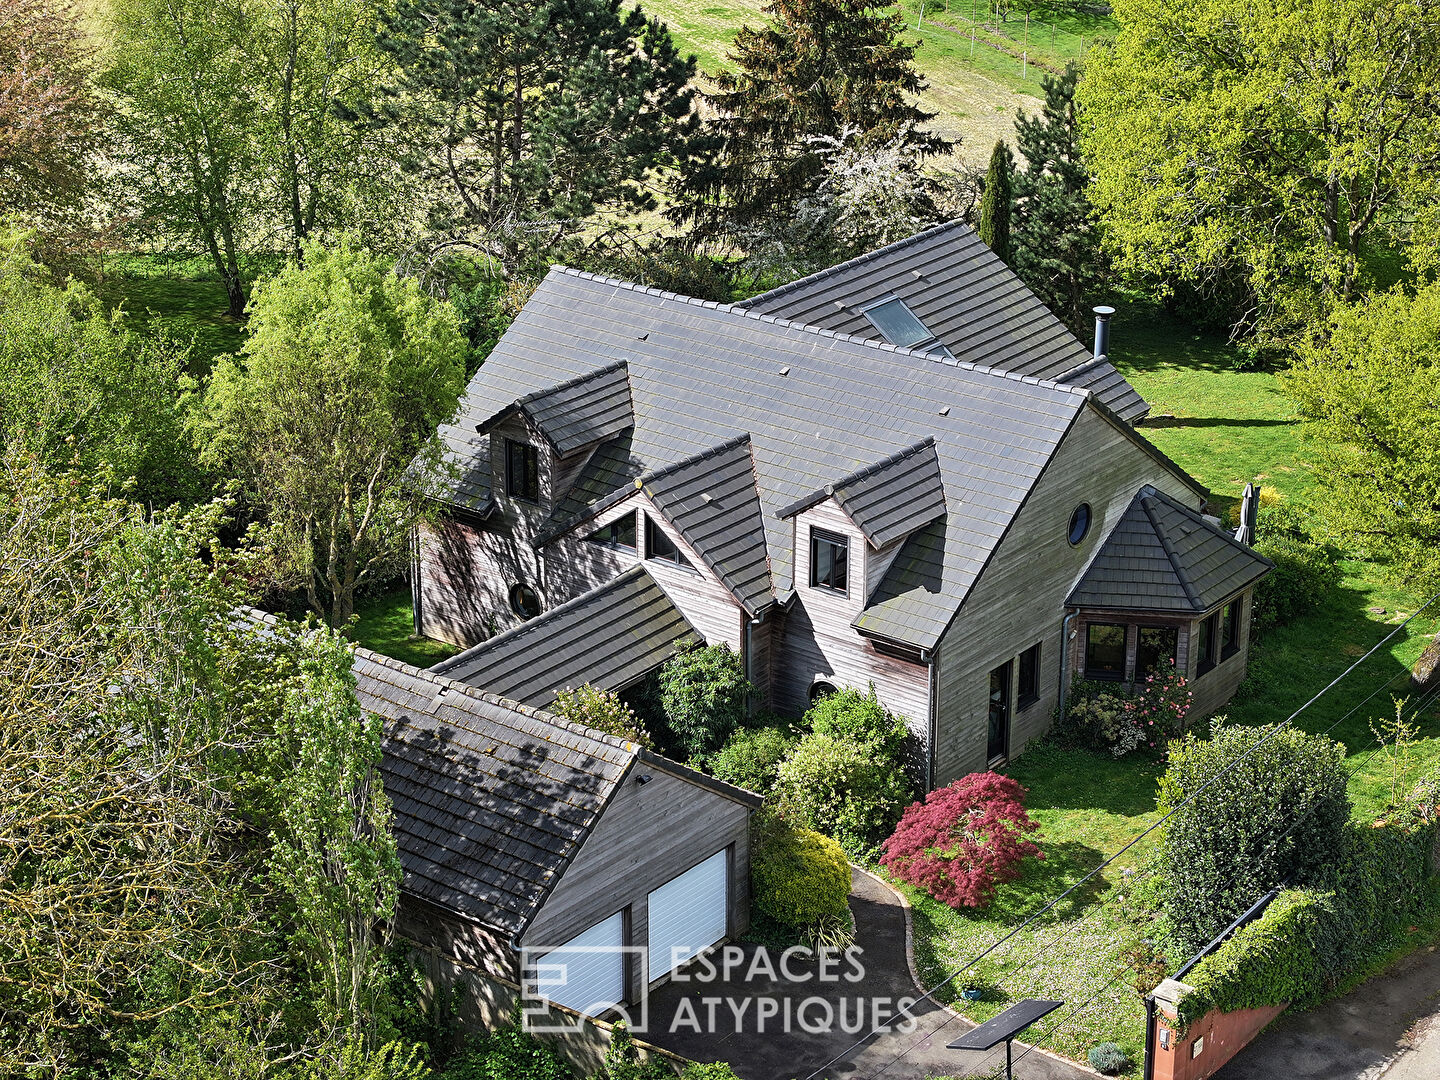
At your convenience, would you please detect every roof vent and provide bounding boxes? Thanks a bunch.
[939,406,951,416]
[779,366,790,376]
[637,332,648,341]
[701,493,715,504]
[1093,305,1116,360]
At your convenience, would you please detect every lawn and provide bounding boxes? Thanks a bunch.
[350,587,459,670]
[95,253,248,372]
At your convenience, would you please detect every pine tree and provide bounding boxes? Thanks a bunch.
[674,0,950,242]
[978,140,1013,264]
[1012,63,1107,329]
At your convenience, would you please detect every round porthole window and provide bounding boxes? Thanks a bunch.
[809,680,838,704]
[1068,503,1092,546]
[508,582,540,619]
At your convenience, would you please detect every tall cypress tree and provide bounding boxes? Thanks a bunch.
[1012,63,1107,329]
[978,140,1013,264]
[673,0,950,242]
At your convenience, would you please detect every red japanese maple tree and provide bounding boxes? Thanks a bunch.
[880,772,1042,908]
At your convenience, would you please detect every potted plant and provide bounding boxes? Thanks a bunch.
[960,977,984,1002]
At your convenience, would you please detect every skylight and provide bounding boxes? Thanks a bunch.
[862,297,936,348]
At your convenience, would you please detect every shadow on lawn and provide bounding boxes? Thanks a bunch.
[979,839,1111,925]
[1140,416,1295,429]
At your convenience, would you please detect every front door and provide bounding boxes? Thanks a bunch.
[988,660,1011,763]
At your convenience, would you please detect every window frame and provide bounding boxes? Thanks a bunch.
[505,439,539,503]
[808,527,850,596]
[1220,598,1242,660]
[859,296,937,349]
[1068,503,1092,546]
[508,582,540,619]
[1196,612,1219,676]
[586,512,637,552]
[644,514,692,570]
[1017,641,1041,708]
[1135,625,1179,679]
[1084,622,1127,682]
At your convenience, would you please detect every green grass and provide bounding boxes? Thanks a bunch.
[95,254,246,372]
[350,587,459,670]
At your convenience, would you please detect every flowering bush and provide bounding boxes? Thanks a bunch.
[879,773,1042,909]
[1062,662,1192,757]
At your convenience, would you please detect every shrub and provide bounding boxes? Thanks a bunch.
[439,1023,572,1080]
[880,773,1042,909]
[750,809,852,933]
[1087,1043,1129,1075]
[806,686,909,760]
[602,1021,668,1080]
[551,684,652,748]
[656,644,752,761]
[1252,535,1343,632]
[709,725,797,794]
[1156,720,1350,953]
[679,1066,742,1080]
[773,731,913,857]
[1059,663,1191,757]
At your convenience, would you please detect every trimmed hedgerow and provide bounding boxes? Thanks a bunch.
[750,810,852,932]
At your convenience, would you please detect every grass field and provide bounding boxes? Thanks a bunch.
[350,587,459,669]
[96,255,245,372]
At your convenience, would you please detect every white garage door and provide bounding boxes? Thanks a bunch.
[648,849,728,978]
[531,910,625,1017]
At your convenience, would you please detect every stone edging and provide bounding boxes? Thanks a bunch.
[849,864,1110,1080]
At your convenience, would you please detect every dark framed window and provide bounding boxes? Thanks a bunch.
[1017,642,1041,707]
[1136,626,1178,677]
[586,513,637,551]
[809,528,849,594]
[809,680,838,704]
[988,660,1012,762]
[505,439,539,502]
[645,514,692,569]
[508,582,540,619]
[1068,503,1092,546]
[1085,623,1126,681]
[1220,598,1242,659]
[1196,612,1219,675]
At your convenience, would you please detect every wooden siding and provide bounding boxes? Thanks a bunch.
[544,503,643,607]
[1187,588,1255,721]
[932,406,1204,784]
[521,765,752,999]
[396,893,519,984]
[633,495,746,652]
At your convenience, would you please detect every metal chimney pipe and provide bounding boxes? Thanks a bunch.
[1093,305,1115,359]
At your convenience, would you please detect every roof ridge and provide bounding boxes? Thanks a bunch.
[551,265,1090,401]
[641,433,752,488]
[516,358,628,407]
[1138,491,1204,610]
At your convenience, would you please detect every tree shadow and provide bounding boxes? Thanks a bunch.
[1140,417,1295,429]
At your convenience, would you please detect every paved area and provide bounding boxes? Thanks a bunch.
[644,869,1092,1080]
[1216,944,1440,1080]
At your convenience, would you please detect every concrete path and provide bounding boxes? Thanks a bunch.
[643,869,1094,1080]
[1216,944,1440,1080]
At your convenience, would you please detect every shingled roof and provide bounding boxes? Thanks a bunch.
[779,438,947,550]
[738,222,1151,423]
[480,360,634,456]
[1067,486,1273,613]
[431,566,700,708]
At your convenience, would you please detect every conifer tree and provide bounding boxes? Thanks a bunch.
[978,140,1013,264]
[1012,64,1106,328]
[674,0,949,242]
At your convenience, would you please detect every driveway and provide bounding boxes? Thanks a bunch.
[1216,943,1440,1080]
[643,868,1093,1080]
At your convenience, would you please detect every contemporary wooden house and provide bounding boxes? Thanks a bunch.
[413,222,1271,786]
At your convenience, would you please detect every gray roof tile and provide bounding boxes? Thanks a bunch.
[779,438,947,549]
[480,360,634,456]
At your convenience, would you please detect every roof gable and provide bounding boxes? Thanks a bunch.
[480,361,634,456]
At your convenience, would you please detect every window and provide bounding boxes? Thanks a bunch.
[645,515,692,569]
[1085,623,1126,681]
[505,439,539,502]
[508,582,540,619]
[1136,626,1178,677]
[586,513,636,551]
[809,528,849,594]
[1196,612,1219,675]
[861,297,935,348]
[1068,503,1092,545]
[809,680,838,704]
[988,660,1012,762]
[1017,642,1041,707]
[1220,598,1242,659]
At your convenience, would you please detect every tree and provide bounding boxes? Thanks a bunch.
[977,141,1013,264]
[880,773,1042,909]
[1156,721,1349,952]
[376,0,700,270]
[551,684,653,748]
[655,643,752,760]
[1081,0,1440,337]
[1283,282,1440,599]
[199,238,467,625]
[675,0,950,242]
[1011,64,1106,329]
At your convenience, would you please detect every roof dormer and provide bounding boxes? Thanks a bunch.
[476,360,633,456]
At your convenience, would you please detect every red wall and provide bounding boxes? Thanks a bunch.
[1152,1003,1287,1080]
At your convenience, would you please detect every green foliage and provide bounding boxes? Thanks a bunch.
[1252,536,1344,633]
[750,810,853,932]
[773,731,913,858]
[678,1066,742,1080]
[1086,1042,1128,1075]
[0,230,197,506]
[805,686,908,759]
[551,684,653,748]
[1284,281,1440,600]
[438,1024,572,1080]
[977,141,1013,264]
[656,643,753,761]
[1059,664,1192,756]
[601,1021,667,1080]
[198,237,467,625]
[1156,720,1350,953]
[709,724,797,794]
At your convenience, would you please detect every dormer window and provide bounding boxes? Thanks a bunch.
[809,527,849,595]
[586,512,637,551]
[505,439,538,502]
[645,514,692,569]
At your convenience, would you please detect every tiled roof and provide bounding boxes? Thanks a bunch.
[779,438,947,550]
[1067,486,1273,613]
[431,566,700,707]
[481,360,634,456]
[739,221,1150,423]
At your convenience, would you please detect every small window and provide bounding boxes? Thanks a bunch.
[1220,598,1242,659]
[1196,612,1219,675]
[1136,626,1178,677]
[809,680,838,704]
[505,439,539,502]
[1068,503,1091,545]
[861,297,935,348]
[1017,642,1041,707]
[1085,623,1126,681]
[586,513,637,551]
[508,582,540,619]
[645,515,692,569]
[809,528,849,595]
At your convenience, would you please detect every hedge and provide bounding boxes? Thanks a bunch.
[750,811,852,931]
